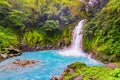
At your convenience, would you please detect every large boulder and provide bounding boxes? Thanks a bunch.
[1,54,8,59]
[0,54,8,62]
[1,59,39,70]
[51,77,58,80]
[12,59,38,67]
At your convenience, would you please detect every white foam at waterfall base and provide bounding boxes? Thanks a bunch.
[59,20,88,57]
[59,49,87,57]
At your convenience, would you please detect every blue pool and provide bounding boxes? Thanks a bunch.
[0,50,103,80]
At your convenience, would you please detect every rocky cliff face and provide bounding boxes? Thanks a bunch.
[85,0,109,17]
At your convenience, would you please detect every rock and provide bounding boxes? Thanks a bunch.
[105,63,118,69]
[55,41,61,49]
[35,45,40,51]
[2,59,39,70]
[64,68,74,73]
[9,54,14,57]
[64,38,69,45]
[58,75,64,80]
[72,76,83,80]
[3,47,22,59]
[14,53,22,56]
[19,43,32,51]
[0,54,5,62]
[1,54,8,59]
[16,60,38,67]
[19,60,30,66]
[5,47,21,54]
[88,51,95,59]
[51,77,58,80]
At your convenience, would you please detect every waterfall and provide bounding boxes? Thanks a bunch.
[71,20,84,50]
[59,20,87,57]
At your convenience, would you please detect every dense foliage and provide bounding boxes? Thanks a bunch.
[0,0,119,63]
[0,0,120,79]
[63,62,120,80]
[0,0,89,51]
[0,26,18,50]
[83,0,120,62]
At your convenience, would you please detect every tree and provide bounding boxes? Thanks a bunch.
[42,20,60,35]
[3,10,26,43]
[0,0,12,23]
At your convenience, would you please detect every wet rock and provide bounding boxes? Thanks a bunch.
[88,51,95,59]
[0,47,22,61]
[2,59,39,70]
[55,41,61,49]
[58,75,64,80]
[9,54,14,57]
[20,60,30,66]
[55,43,60,49]
[1,54,8,59]
[64,68,74,73]
[0,54,7,62]
[5,47,21,54]
[13,59,38,67]
[72,76,83,80]
[51,77,58,80]
[64,38,69,46]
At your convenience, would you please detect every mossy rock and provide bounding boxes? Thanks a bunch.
[61,62,120,80]
[67,62,87,70]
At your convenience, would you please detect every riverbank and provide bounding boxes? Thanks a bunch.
[0,47,22,62]
[51,62,120,80]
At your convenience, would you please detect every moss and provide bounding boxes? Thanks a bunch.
[67,62,87,69]
[63,62,120,80]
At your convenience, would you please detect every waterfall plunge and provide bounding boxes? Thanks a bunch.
[59,20,88,57]
[71,20,84,50]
